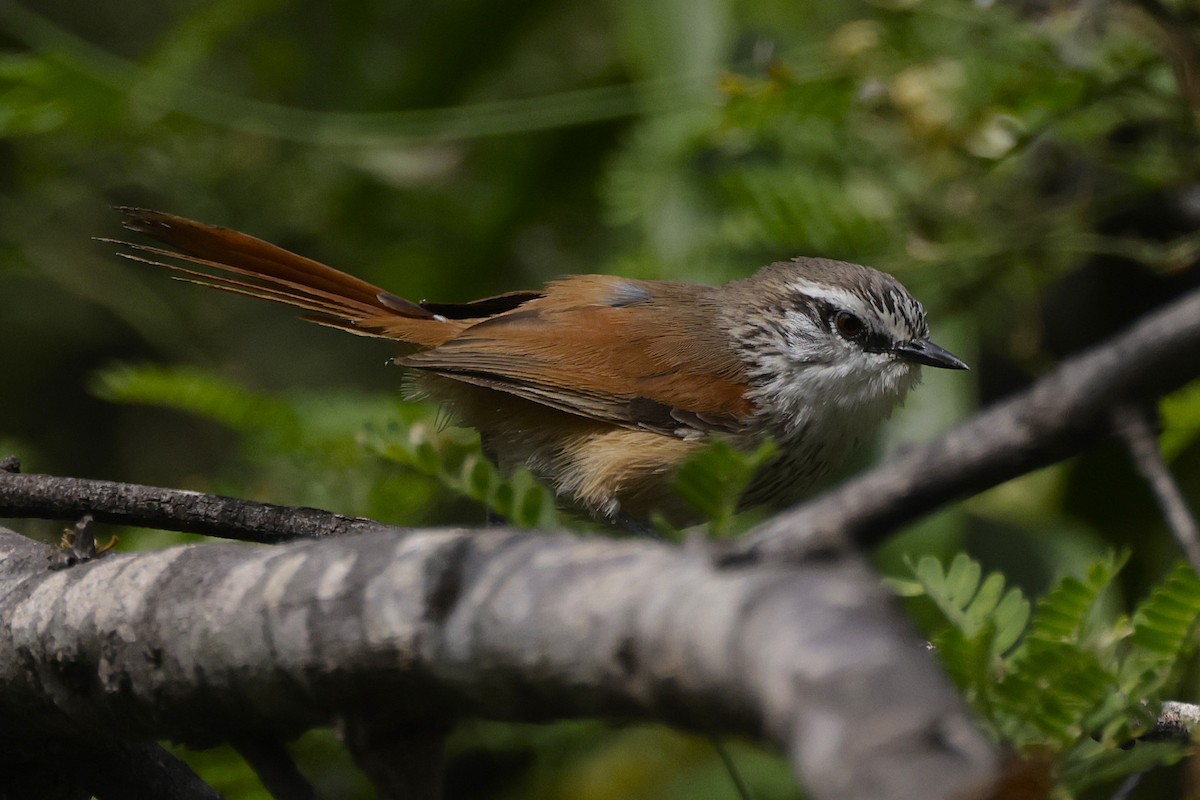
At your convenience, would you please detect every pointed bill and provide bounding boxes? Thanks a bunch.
[892,338,969,370]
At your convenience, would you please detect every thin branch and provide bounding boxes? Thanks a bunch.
[1106,698,1200,799]
[0,469,396,543]
[1112,406,1200,574]
[231,737,318,800]
[725,283,1200,563]
[1126,0,1200,110]
[0,524,999,800]
[710,734,755,800]
[341,718,446,800]
[76,739,225,800]
[1111,772,1143,800]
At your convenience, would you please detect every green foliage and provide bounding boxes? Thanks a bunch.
[0,54,75,136]
[903,553,1200,794]
[171,730,375,800]
[446,721,802,800]
[168,743,273,800]
[92,362,561,528]
[1161,379,1200,462]
[892,553,1031,693]
[667,440,777,538]
[93,363,304,445]
[363,419,562,529]
[1124,562,1200,700]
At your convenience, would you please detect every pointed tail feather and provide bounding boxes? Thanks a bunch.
[109,208,462,346]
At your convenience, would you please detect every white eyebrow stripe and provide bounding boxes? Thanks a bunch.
[785,280,927,340]
[785,282,867,311]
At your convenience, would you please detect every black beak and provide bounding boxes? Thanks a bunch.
[892,338,969,370]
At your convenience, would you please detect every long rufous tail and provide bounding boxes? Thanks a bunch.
[108,208,466,347]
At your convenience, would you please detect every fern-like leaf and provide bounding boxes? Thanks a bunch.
[363,421,562,529]
[671,440,776,538]
[1120,561,1200,705]
[92,363,301,443]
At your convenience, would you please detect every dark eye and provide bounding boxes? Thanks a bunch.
[833,311,865,339]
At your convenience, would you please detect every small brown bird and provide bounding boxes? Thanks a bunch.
[113,209,967,525]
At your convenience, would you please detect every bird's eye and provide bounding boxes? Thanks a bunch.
[833,311,865,339]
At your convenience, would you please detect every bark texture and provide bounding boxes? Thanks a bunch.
[0,525,997,800]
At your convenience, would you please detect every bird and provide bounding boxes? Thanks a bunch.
[110,208,967,526]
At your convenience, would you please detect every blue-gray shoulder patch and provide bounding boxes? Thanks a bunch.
[607,281,652,307]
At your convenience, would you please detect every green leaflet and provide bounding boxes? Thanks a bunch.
[363,422,562,530]
[92,362,561,528]
[905,552,1200,794]
[1160,379,1200,462]
[669,440,777,539]
[92,363,303,444]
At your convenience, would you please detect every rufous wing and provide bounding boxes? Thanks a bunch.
[401,275,757,438]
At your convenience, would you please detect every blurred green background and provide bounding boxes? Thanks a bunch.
[2,0,1200,797]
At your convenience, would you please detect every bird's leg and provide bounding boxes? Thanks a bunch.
[614,513,663,539]
[480,436,510,527]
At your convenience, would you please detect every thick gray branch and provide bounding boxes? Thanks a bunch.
[729,283,1200,562]
[0,526,998,800]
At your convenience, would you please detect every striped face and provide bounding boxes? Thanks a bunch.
[778,276,930,363]
[723,258,963,452]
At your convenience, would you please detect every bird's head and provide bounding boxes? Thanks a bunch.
[723,257,967,433]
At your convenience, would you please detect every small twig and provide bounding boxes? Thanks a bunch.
[710,734,755,800]
[1110,771,1143,800]
[1125,0,1200,110]
[232,736,319,800]
[81,739,225,800]
[0,471,398,543]
[1140,700,1200,743]
[1112,406,1200,574]
[341,718,447,800]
